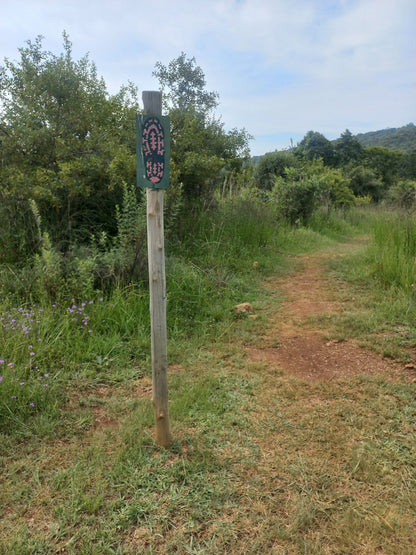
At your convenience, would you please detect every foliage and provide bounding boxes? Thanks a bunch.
[254,149,299,190]
[295,130,335,165]
[269,168,321,224]
[333,129,364,166]
[268,161,355,224]
[387,180,416,210]
[400,148,416,180]
[153,53,251,201]
[153,52,219,116]
[364,146,403,188]
[0,33,139,259]
[356,122,416,153]
[348,165,384,201]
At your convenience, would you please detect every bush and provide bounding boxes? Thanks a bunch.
[387,180,416,210]
[254,150,299,190]
[269,172,320,224]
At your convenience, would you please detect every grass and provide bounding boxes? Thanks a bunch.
[1,203,416,553]
[322,210,416,359]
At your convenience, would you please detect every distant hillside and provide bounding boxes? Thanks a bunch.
[356,123,416,153]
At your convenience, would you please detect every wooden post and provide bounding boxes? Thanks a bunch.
[143,91,172,447]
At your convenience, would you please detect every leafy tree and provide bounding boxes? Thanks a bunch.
[400,149,416,180]
[254,150,299,190]
[154,52,219,116]
[0,33,139,258]
[153,53,251,201]
[295,131,335,166]
[348,165,384,201]
[334,129,364,166]
[364,146,403,188]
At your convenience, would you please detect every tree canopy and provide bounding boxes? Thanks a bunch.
[0,33,139,257]
[153,53,251,200]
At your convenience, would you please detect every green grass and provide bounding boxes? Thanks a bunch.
[1,203,416,553]
[323,209,416,359]
[370,210,416,295]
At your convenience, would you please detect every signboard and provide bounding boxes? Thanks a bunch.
[137,114,170,189]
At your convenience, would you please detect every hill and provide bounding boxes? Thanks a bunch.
[355,123,416,153]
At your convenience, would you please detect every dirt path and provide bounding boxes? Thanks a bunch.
[247,238,411,382]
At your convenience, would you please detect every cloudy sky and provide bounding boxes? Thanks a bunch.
[1,0,415,155]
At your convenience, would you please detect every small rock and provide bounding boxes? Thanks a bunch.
[234,302,254,313]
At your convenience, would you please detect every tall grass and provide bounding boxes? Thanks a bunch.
[370,210,416,296]
[1,194,365,432]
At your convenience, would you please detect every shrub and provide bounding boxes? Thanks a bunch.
[254,150,299,190]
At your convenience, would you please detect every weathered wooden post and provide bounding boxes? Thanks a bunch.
[137,91,172,447]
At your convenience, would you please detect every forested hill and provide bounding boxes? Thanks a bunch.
[355,123,416,153]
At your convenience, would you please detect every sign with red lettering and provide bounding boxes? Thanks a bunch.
[137,114,170,189]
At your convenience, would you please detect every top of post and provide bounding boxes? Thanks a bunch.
[142,91,162,116]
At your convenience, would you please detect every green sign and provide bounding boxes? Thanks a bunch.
[137,114,170,189]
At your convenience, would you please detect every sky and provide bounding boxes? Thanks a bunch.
[1,0,415,155]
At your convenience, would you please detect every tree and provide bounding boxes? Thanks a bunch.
[153,52,219,117]
[295,131,335,166]
[254,150,299,190]
[333,129,364,166]
[0,33,139,258]
[348,165,384,201]
[153,53,251,201]
[364,146,403,189]
[400,149,416,180]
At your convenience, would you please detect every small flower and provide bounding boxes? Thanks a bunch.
[30,352,35,356]
[30,403,35,407]
[89,301,93,304]
[99,298,103,302]
[44,374,49,378]
[0,376,3,382]
[28,345,33,349]
[88,330,92,333]
[44,384,48,387]
[20,382,24,386]
[8,362,13,368]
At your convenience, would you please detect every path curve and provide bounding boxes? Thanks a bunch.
[247,239,412,382]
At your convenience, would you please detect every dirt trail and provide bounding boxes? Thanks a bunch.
[247,239,410,382]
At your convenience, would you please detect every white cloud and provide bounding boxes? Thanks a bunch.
[0,0,414,154]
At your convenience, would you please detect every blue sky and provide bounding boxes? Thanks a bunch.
[1,0,415,155]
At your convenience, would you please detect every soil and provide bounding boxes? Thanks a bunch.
[247,240,413,383]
